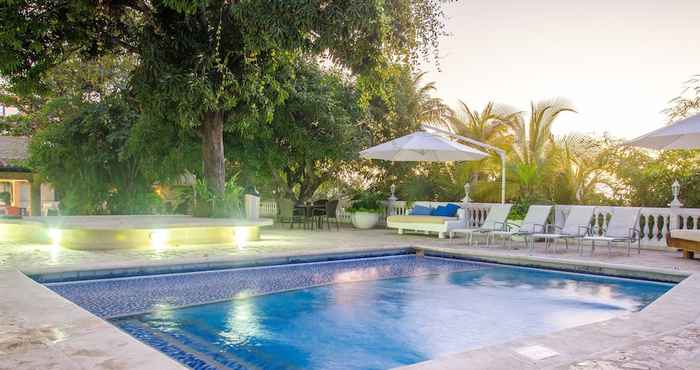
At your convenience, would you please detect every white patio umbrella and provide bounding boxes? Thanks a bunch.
[627,113,700,150]
[359,131,488,162]
[360,130,507,203]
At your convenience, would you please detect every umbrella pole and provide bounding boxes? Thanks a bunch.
[423,126,508,204]
[500,152,506,204]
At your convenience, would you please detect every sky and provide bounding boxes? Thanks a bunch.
[422,0,700,139]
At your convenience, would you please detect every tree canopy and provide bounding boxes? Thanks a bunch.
[29,95,156,214]
[1,0,448,195]
[227,60,365,202]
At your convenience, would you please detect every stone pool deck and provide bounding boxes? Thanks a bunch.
[1,226,700,369]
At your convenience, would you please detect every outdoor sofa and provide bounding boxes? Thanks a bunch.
[387,202,465,239]
[667,229,700,259]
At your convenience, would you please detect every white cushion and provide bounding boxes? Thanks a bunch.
[671,229,700,242]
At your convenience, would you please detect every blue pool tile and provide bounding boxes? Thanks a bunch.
[46,255,487,318]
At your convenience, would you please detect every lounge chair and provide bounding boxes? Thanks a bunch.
[490,205,552,249]
[529,205,595,254]
[387,203,465,239]
[450,204,513,246]
[580,207,641,256]
[667,230,700,259]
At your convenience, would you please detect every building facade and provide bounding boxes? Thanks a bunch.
[0,136,57,216]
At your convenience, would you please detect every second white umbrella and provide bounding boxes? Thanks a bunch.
[359,131,488,162]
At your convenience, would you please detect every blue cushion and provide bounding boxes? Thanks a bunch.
[432,203,461,217]
[410,205,433,216]
[432,205,450,217]
[445,203,461,217]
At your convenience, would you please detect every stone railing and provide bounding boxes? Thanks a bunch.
[259,201,277,218]
[259,199,700,250]
[258,200,354,224]
[553,206,700,250]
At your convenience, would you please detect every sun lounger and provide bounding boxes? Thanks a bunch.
[450,204,513,246]
[529,205,595,254]
[581,207,641,256]
[489,205,552,248]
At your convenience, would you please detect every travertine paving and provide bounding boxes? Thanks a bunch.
[1,225,700,370]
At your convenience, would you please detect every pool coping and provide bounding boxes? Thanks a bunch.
[3,245,698,370]
[19,215,275,230]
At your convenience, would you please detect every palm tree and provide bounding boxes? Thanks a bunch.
[407,71,452,127]
[548,134,612,204]
[509,99,576,167]
[445,101,519,195]
[664,74,700,122]
[507,99,576,200]
[446,101,519,144]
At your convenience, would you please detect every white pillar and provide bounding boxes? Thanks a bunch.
[387,184,398,217]
[462,182,472,227]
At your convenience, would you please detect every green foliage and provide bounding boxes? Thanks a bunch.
[183,176,245,218]
[28,95,166,215]
[610,149,700,207]
[228,60,366,202]
[212,176,246,218]
[0,54,135,135]
[348,192,384,213]
[0,191,11,205]
[509,196,553,221]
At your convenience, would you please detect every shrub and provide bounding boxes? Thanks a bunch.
[347,192,384,213]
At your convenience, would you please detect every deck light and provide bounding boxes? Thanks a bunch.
[234,227,251,247]
[48,228,62,247]
[150,229,168,250]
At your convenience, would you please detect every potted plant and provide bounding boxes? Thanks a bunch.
[347,192,383,229]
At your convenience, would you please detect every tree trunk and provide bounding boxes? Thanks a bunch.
[201,111,226,195]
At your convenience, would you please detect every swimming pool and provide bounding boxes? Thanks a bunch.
[46,254,673,370]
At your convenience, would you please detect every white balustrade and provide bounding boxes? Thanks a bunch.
[259,199,700,250]
[259,201,278,218]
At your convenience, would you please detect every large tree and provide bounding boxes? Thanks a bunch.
[228,60,365,202]
[1,0,447,196]
[0,54,135,135]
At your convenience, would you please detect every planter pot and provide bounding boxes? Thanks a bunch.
[351,212,379,229]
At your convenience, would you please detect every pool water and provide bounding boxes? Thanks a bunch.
[48,255,673,370]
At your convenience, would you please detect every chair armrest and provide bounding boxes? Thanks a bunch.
[494,221,509,231]
[629,228,640,241]
[577,225,591,237]
[532,223,547,233]
[546,224,563,233]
